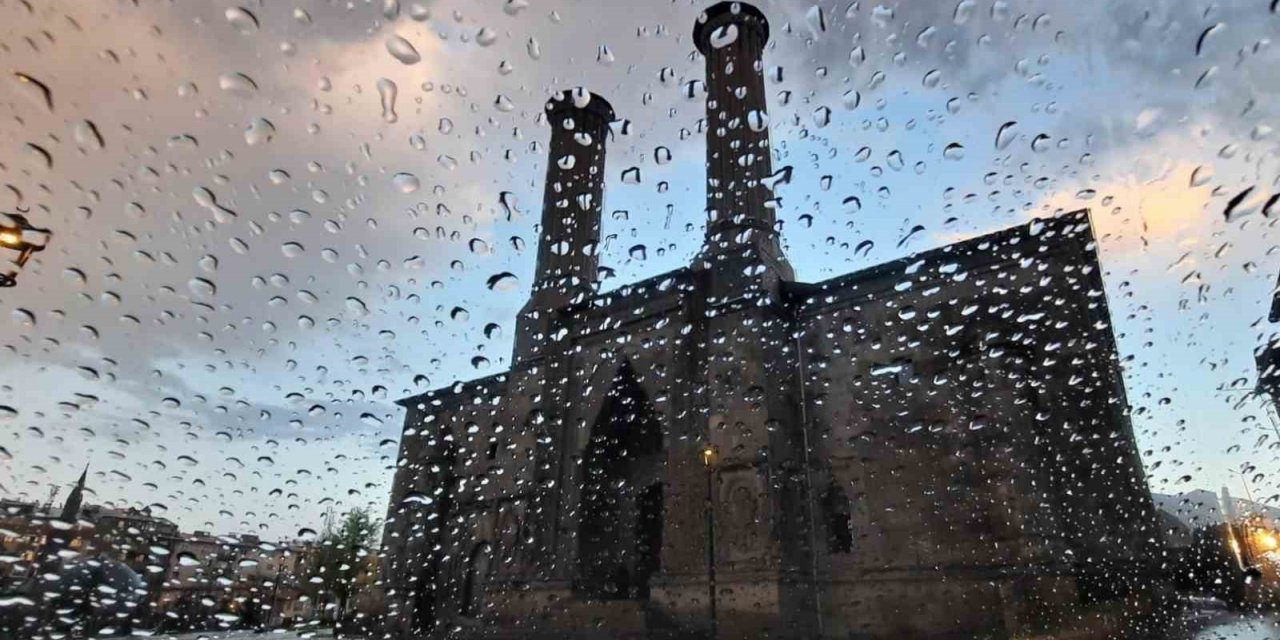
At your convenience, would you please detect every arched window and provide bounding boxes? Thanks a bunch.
[823,484,854,554]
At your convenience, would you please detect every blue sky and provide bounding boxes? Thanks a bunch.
[1,0,1278,538]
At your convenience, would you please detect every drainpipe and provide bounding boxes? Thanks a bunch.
[795,332,824,637]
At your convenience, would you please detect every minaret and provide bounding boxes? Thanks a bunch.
[692,1,793,295]
[514,89,615,361]
[60,464,88,522]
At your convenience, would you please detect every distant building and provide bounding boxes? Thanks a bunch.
[1153,489,1280,532]
[381,3,1168,638]
[0,467,319,633]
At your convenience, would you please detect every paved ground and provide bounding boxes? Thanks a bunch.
[154,610,1279,640]
[1179,611,1280,639]
[156,629,335,640]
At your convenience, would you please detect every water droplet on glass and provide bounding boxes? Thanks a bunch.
[476,27,498,47]
[710,24,739,49]
[841,89,860,110]
[73,120,104,150]
[346,297,369,316]
[281,242,305,258]
[813,106,832,128]
[218,72,258,96]
[486,272,519,291]
[377,78,399,123]
[386,36,421,64]
[244,118,275,145]
[13,72,53,111]
[943,143,965,160]
[393,172,420,193]
[995,121,1018,150]
[842,196,862,215]
[187,278,216,297]
[225,6,259,34]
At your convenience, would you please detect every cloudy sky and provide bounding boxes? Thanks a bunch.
[1,0,1278,540]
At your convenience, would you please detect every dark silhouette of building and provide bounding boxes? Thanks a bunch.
[381,3,1167,638]
[61,465,87,522]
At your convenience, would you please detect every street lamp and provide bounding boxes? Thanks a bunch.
[0,212,51,287]
[701,443,717,639]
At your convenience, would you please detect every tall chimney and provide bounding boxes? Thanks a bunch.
[693,2,792,285]
[514,89,614,361]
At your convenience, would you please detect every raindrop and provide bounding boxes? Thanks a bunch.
[842,196,861,214]
[655,146,672,165]
[393,172,420,193]
[1190,165,1213,188]
[377,78,398,123]
[622,167,641,184]
[943,143,965,160]
[218,72,258,96]
[887,150,904,171]
[193,187,237,223]
[813,106,832,128]
[995,121,1017,150]
[402,492,434,505]
[225,7,259,34]
[13,72,53,111]
[346,297,369,316]
[486,272,519,291]
[1030,134,1051,152]
[841,89,860,110]
[805,6,827,37]
[187,278,216,297]
[709,24,739,49]
[281,242,305,258]
[244,118,275,145]
[386,36,421,65]
[476,27,498,47]
[73,120,104,150]
[24,144,52,170]
[629,244,647,261]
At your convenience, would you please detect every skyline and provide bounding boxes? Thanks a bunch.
[2,0,1279,539]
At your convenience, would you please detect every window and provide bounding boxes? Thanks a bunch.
[823,485,854,555]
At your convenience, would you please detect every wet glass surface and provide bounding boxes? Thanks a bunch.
[0,1,1278,638]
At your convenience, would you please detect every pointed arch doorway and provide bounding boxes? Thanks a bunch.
[577,363,664,600]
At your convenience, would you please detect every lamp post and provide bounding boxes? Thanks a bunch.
[0,212,51,287]
[701,444,717,639]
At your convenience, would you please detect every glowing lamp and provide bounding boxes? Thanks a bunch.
[0,212,51,287]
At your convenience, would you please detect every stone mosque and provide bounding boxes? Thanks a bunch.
[382,3,1167,638]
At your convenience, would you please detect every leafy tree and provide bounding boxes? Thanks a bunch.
[307,508,380,625]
